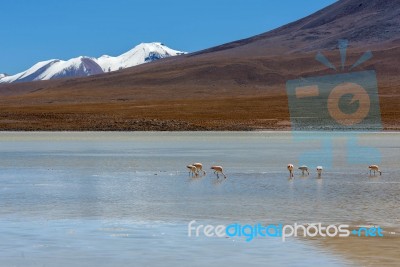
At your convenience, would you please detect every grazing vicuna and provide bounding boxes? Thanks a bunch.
[298,165,310,176]
[193,163,206,175]
[287,164,294,178]
[186,164,198,177]
[369,165,382,176]
[211,166,226,179]
[316,166,323,178]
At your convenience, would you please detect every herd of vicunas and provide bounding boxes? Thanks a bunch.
[186,163,226,178]
[286,164,382,178]
[186,163,382,179]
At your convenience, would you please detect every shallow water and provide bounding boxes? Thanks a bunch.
[0,132,398,266]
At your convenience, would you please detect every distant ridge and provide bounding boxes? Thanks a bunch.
[0,0,399,131]
[0,42,186,83]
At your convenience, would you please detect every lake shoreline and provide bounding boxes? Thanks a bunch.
[0,127,399,131]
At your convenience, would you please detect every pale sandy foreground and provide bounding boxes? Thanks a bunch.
[309,232,400,266]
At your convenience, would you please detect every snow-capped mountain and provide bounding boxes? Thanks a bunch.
[96,42,185,72]
[0,43,185,83]
[0,58,103,84]
[0,73,7,79]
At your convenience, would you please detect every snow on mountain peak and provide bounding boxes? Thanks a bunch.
[38,56,103,80]
[0,57,101,83]
[0,42,186,83]
[96,42,186,73]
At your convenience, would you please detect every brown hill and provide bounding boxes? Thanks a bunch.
[0,0,399,130]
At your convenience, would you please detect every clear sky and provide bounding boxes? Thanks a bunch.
[1,0,336,74]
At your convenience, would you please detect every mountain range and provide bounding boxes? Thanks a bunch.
[0,0,399,130]
[0,43,185,83]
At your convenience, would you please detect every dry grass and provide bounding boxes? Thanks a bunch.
[0,95,290,130]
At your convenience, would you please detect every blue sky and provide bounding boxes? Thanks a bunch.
[1,0,336,74]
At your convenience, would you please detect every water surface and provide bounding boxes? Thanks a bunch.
[0,132,398,266]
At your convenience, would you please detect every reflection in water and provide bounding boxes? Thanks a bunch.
[212,177,226,186]
[0,132,398,225]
